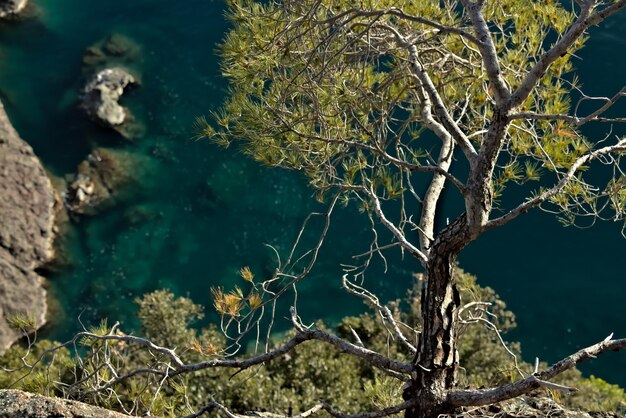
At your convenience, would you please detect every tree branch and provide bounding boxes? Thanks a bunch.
[511,86,626,125]
[275,126,467,194]
[176,323,413,376]
[446,334,626,407]
[510,113,626,125]
[383,27,478,162]
[324,7,482,46]
[484,138,626,231]
[358,185,428,264]
[460,0,511,104]
[510,0,626,109]
[186,398,417,418]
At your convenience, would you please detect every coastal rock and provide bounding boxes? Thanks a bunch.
[0,0,27,18]
[0,389,132,418]
[64,148,145,215]
[81,67,137,128]
[0,100,54,351]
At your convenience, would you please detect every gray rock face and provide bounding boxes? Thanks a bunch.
[0,100,54,351]
[81,67,136,127]
[64,148,147,215]
[0,390,132,418]
[0,0,27,18]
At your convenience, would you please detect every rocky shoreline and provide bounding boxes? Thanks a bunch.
[0,99,55,351]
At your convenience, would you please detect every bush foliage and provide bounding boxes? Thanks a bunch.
[1,269,625,416]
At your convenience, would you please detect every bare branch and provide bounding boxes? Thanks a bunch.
[460,0,511,104]
[275,126,467,194]
[485,138,626,231]
[511,86,626,125]
[380,25,477,161]
[412,79,457,254]
[343,275,417,354]
[324,7,481,45]
[186,398,417,418]
[510,113,626,125]
[358,185,428,264]
[446,335,626,407]
[176,325,413,376]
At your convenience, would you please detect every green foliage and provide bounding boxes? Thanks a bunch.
[135,289,205,348]
[2,272,625,415]
[554,370,626,414]
[0,340,74,397]
[199,0,598,218]
[6,312,37,332]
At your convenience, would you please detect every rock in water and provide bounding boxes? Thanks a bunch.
[64,148,149,215]
[0,0,27,18]
[82,33,142,71]
[0,100,55,351]
[81,67,137,128]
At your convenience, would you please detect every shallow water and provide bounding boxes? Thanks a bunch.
[1,1,625,387]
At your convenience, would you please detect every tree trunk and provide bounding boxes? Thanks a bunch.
[403,216,470,418]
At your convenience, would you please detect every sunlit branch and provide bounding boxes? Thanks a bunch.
[186,398,417,418]
[511,86,626,125]
[379,25,477,162]
[342,275,417,354]
[459,0,511,104]
[349,184,428,264]
[485,138,626,231]
[324,7,481,45]
[511,113,626,125]
[274,124,467,194]
[446,334,626,407]
[510,0,626,109]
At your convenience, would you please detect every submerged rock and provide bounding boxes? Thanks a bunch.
[0,100,55,351]
[81,67,137,128]
[64,148,147,215]
[82,33,141,71]
[123,204,162,226]
[102,33,141,59]
[0,0,27,18]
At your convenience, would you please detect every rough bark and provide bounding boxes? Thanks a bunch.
[404,216,470,418]
[465,108,510,235]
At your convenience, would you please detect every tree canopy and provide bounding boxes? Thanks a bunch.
[196,0,626,416]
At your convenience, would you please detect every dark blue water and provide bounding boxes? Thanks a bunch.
[1,1,625,387]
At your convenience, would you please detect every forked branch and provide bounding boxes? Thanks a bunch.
[510,0,626,109]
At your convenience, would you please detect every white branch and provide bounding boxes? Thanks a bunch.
[485,138,626,231]
[360,185,428,264]
[511,86,626,125]
[446,334,626,407]
[460,0,511,104]
[185,398,417,418]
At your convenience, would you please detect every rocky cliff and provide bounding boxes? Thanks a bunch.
[0,390,131,418]
[0,100,54,351]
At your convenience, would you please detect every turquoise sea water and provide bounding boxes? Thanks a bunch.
[1,1,625,387]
